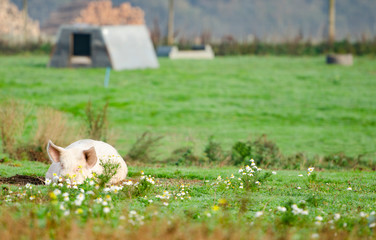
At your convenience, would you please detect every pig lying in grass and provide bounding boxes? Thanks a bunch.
[45,139,128,184]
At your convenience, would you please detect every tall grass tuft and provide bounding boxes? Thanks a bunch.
[84,100,109,141]
[0,100,27,157]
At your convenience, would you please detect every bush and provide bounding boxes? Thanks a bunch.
[203,136,226,163]
[230,135,281,166]
[125,132,162,163]
[166,147,201,166]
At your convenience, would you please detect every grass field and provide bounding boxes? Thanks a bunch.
[1,55,376,239]
[1,56,376,159]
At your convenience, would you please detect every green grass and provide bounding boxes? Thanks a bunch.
[1,161,376,239]
[1,55,376,159]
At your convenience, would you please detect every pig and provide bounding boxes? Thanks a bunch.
[45,139,128,184]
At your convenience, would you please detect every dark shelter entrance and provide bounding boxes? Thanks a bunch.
[72,33,91,56]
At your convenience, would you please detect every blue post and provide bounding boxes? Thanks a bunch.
[104,67,111,88]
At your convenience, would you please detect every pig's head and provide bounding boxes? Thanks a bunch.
[47,140,97,183]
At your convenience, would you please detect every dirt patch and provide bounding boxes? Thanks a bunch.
[0,175,45,185]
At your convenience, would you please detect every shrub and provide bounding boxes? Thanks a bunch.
[203,136,226,163]
[166,147,201,166]
[125,132,162,163]
[230,135,281,166]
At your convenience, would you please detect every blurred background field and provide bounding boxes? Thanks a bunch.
[1,55,375,165]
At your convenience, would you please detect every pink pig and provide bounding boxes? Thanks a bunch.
[46,139,128,184]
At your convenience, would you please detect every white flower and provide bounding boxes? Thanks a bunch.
[58,183,63,187]
[255,181,261,185]
[359,212,367,218]
[206,213,212,217]
[347,187,352,191]
[239,185,243,189]
[64,210,70,216]
[29,196,35,200]
[255,211,263,218]
[163,202,169,206]
[315,216,323,221]
[86,190,94,195]
[297,187,301,190]
[148,200,153,203]
[311,233,319,239]
[334,213,340,221]
[74,199,82,206]
[25,183,32,189]
[53,189,61,196]
[102,201,108,206]
[308,167,314,172]
[298,174,303,177]
[103,207,110,214]
[277,206,287,212]
[370,223,376,228]
[89,180,95,186]
[272,171,277,175]
[129,210,137,216]
[45,179,52,185]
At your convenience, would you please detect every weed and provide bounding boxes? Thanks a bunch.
[97,160,120,187]
[125,132,162,163]
[84,101,109,141]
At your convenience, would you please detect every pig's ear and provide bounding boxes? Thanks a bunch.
[47,140,64,163]
[84,147,97,168]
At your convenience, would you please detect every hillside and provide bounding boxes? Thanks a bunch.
[10,0,376,41]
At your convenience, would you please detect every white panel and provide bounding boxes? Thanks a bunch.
[101,25,159,71]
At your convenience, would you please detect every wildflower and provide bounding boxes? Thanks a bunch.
[103,207,110,214]
[77,193,85,201]
[163,202,169,206]
[334,213,340,221]
[315,216,323,221]
[148,200,153,203]
[272,171,277,175]
[75,208,83,214]
[124,180,133,186]
[347,187,352,191]
[308,167,314,172]
[255,211,263,218]
[298,174,303,177]
[255,181,261,185]
[230,174,234,179]
[102,201,108,206]
[45,179,52,185]
[64,210,70,216]
[206,213,212,217]
[370,223,376,228]
[277,206,287,212]
[212,205,220,211]
[311,233,319,239]
[297,187,301,190]
[53,189,61,196]
[49,192,57,200]
[89,180,95,186]
[359,212,367,218]
[25,183,32,189]
[86,190,94,195]
[129,210,137,216]
[29,196,35,200]
[119,215,126,220]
